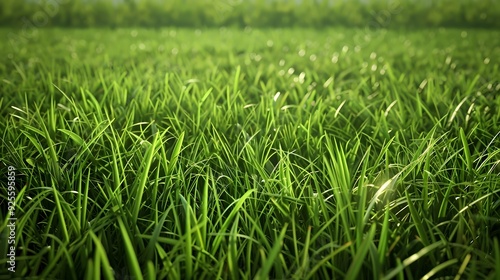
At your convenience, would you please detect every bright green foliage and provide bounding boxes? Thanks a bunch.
[0,0,500,28]
[0,27,500,279]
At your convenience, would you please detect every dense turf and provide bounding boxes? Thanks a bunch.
[1,27,500,279]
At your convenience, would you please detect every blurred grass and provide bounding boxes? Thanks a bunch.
[1,0,499,29]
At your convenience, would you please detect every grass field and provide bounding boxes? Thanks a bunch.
[1,27,500,279]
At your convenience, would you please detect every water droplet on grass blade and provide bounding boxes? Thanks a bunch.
[323,77,334,88]
[273,92,281,102]
[185,78,200,84]
[418,79,428,91]
[57,103,71,112]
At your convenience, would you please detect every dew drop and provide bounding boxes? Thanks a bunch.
[273,92,281,102]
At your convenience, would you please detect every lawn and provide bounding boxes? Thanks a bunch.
[1,27,500,279]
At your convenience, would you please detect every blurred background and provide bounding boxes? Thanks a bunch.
[0,0,499,29]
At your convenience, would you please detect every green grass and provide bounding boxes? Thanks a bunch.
[0,27,500,279]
